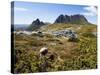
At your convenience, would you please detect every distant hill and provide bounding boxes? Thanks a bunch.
[13,24,28,31]
[55,14,89,24]
[27,19,45,31]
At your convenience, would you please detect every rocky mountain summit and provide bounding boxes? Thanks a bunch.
[32,18,45,26]
[55,14,89,24]
[27,18,45,31]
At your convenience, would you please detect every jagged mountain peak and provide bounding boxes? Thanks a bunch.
[55,14,89,24]
[27,18,45,31]
[32,18,45,25]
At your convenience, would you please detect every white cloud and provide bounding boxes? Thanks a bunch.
[81,6,97,16]
[14,7,28,11]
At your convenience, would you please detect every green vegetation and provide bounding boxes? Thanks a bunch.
[13,24,97,73]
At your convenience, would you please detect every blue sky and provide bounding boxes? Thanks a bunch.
[12,1,98,25]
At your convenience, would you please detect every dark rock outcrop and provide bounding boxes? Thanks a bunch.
[55,14,70,23]
[27,18,45,31]
[32,19,45,26]
[55,14,89,24]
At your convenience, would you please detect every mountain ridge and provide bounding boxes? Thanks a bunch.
[26,14,92,31]
[55,14,89,24]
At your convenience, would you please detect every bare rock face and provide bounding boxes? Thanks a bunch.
[32,19,45,26]
[55,14,70,23]
[70,14,88,24]
[55,14,89,24]
[27,18,45,31]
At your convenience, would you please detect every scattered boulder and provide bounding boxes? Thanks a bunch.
[67,32,79,42]
[40,47,48,56]
[52,29,78,42]
[52,29,77,37]
[39,47,57,61]
[49,54,55,60]
[37,31,43,37]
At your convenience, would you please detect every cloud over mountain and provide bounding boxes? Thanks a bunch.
[82,6,97,16]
